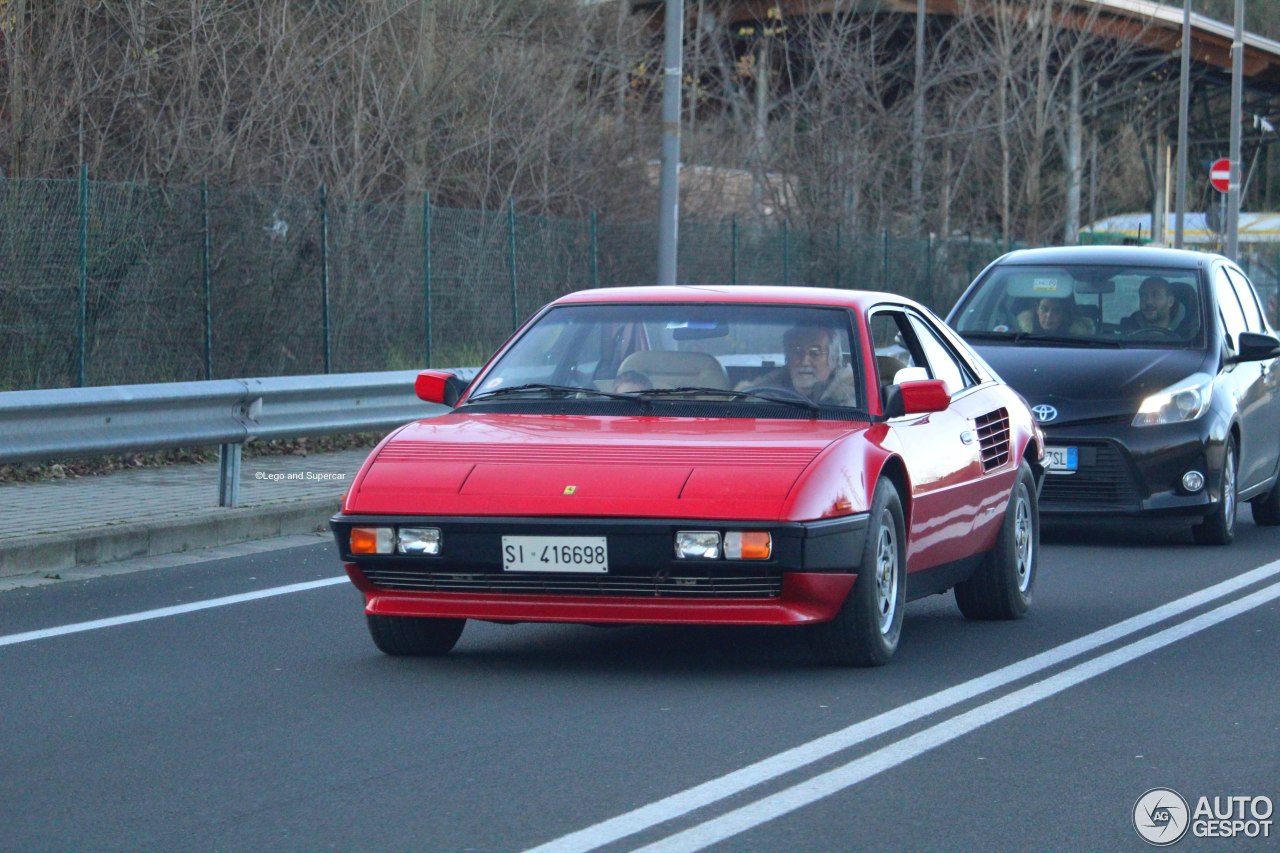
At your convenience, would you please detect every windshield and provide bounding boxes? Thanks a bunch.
[465,302,863,412]
[952,264,1206,348]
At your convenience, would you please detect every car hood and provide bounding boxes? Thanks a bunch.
[974,344,1212,425]
[344,414,868,520]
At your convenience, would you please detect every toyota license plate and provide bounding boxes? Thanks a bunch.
[502,536,608,573]
[1044,446,1078,473]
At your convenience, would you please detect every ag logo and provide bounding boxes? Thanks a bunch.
[1031,403,1058,422]
[1133,787,1190,846]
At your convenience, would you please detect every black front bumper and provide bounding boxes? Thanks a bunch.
[1038,417,1224,517]
[331,513,869,598]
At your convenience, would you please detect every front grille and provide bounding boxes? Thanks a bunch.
[361,568,783,598]
[1040,442,1142,511]
[975,408,1010,472]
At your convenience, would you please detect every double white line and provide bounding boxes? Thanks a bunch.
[528,560,1280,853]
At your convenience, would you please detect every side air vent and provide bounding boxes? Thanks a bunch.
[975,408,1011,472]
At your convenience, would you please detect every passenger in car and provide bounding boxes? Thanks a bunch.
[735,324,856,405]
[612,370,651,394]
[1017,296,1095,336]
[1121,276,1195,336]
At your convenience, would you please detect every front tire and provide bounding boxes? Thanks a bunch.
[1193,438,1238,546]
[955,460,1037,620]
[366,614,466,656]
[814,478,906,667]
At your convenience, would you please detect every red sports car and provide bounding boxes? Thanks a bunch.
[331,286,1044,666]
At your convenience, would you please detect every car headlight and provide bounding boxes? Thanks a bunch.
[1133,374,1213,427]
[675,531,721,559]
[398,527,441,555]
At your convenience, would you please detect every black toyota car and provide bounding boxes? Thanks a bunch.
[947,245,1280,545]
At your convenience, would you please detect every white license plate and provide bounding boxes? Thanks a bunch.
[1044,446,1078,473]
[502,536,608,573]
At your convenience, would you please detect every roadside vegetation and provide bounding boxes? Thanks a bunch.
[3,0,1276,247]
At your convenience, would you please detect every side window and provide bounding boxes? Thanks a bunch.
[1214,267,1249,349]
[908,314,971,394]
[1224,268,1266,332]
[868,310,921,385]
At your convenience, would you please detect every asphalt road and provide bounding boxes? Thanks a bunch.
[1,517,1278,853]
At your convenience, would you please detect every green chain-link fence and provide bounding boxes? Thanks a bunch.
[1,170,1024,391]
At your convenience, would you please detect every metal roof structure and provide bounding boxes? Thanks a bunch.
[642,0,1280,87]
[1085,210,1280,243]
[634,0,1280,207]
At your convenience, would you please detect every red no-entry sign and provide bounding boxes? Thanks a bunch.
[1210,158,1232,193]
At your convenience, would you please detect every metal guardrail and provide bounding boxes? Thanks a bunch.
[0,368,479,507]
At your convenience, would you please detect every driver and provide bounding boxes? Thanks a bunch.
[1121,276,1194,336]
[736,323,856,405]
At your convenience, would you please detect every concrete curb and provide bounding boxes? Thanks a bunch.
[0,496,342,579]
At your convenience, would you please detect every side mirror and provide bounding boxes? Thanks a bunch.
[415,370,468,406]
[882,379,951,417]
[899,379,951,415]
[1233,331,1280,364]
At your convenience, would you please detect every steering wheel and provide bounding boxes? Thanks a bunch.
[738,384,814,403]
[1123,326,1179,340]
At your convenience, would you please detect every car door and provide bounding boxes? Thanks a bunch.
[869,307,986,572]
[1222,265,1280,491]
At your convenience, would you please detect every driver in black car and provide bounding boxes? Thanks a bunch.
[736,323,856,405]
[1121,276,1196,337]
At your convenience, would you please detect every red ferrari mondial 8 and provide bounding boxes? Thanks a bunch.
[331,286,1044,666]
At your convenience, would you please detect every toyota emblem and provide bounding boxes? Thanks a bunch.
[1031,404,1058,422]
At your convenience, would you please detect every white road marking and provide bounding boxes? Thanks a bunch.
[0,577,348,647]
[634,580,1280,852]
[525,559,1280,853]
[0,532,332,593]
[5,552,1279,851]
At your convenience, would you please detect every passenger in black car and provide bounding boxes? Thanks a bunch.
[1016,296,1095,336]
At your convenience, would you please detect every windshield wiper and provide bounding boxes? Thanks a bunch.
[960,330,1018,340]
[963,329,1121,348]
[638,386,822,415]
[467,383,638,402]
[1018,334,1121,348]
[469,383,830,416]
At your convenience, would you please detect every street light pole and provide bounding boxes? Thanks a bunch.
[1174,0,1190,248]
[657,0,684,285]
[1226,0,1243,260]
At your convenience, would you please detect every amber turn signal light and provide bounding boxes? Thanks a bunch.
[349,526,393,555]
[724,531,771,560]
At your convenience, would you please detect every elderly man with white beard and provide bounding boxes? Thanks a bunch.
[736,322,856,405]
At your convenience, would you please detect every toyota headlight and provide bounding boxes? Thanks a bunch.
[1133,374,1213,427]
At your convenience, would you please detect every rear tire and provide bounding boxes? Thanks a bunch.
[1193,438,1238,546]
[814,478,906,667]
[955,461,1037,620]
[366,614,465,656]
